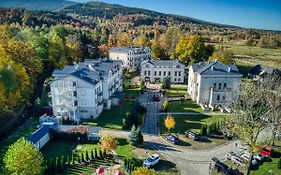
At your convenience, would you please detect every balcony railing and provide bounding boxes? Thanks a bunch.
[211,87,232,92]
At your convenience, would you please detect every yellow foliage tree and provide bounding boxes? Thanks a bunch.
[164,114,176,133]
[132,167,156,175]
[99,134,118,154]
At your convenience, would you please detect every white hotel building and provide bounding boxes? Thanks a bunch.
[50,59,123,122]
[109,46,151,71]
[188,61,243,111]
[140,60,186,83]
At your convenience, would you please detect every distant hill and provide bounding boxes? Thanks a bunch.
[61,1,234,27]
[0,0,75,11]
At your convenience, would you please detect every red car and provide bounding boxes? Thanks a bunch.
[259,147,273,157]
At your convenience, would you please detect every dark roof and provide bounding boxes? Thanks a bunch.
[191,61,242,76]
[109,46,150,54]
[28,126,50,144]
[249,64,280,76]
[52,59,122,85]
[141,59,185,67]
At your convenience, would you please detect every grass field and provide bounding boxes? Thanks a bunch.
[160,114,227,134]
[222,43,281,69]
[41,138,135,161]
[84,101,133,130]
[251,142,281,175]
[167,100,204,113]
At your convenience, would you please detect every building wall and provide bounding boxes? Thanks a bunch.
[37,132,50,149]
[109,49,151,71]
[109,52,128,66]
[50,75,102,120]
[141,63,185,83]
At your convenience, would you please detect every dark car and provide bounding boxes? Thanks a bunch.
[212,157,233,175]
[153,95,160,102]
[165,134,179,144]
[184,130,199,141]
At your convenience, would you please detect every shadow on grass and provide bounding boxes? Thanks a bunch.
[197,136,212,143]
[272,151,281,158]
[160,110,221,134]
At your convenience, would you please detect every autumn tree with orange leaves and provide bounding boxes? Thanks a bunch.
[99,134,118,154]
[164,114,176,133]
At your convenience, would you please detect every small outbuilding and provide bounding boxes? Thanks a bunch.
[28,125,51,149]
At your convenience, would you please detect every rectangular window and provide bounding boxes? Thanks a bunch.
[144,71,147,76]
[159,71,161,76]
[155,71,157,76]
[224,83,227,88]
[213,83,217,89]
[175,71,177,76]
[174,78,177,82]
[179,71,181,76]
[148,71,150,76]
[168,71,171,76]
[217,95,220,101]
[178,78,181,82]
[164,71,166,76]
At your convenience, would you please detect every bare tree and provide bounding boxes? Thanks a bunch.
[222,79,270,175]
[262,75,281,146]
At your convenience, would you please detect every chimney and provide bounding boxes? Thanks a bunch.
[228,66,231,73]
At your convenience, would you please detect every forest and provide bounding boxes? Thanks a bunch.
[0,1,281,137]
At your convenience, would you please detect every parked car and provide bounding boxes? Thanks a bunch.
[253,153,264,161]
[153,95,160,102]
[241,152,258,166]
[227,152,245,167]
[143,154,160,167]
[221,131,233,140]
[212,157,233,175]
[184,130,199,141]
[259,147,273,157]
[165,134,179,144]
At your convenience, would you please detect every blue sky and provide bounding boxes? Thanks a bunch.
[72,0,281,31]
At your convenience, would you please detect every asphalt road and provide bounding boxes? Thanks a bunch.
[102,90,247,175]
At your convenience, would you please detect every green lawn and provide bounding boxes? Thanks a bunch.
[41,138,135,175]
[216,43,281,69]
[42,138,135,161]
[251,144,281,175]
[165,88,187,97]
[160,114,227,134]
[167,100,204,113]
[83,101,133,130]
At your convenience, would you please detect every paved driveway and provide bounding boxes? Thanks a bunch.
[102,89,247,175]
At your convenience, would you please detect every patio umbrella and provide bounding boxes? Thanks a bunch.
[114,171,123,175]
[96,167,105,174]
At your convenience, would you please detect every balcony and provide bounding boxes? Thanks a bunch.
[211,87,232,92]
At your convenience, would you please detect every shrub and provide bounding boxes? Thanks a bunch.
[140,80,145,91]
[128,125,144,146]
[162,77,171,89]
[200,123,207,135]
[163,100,169,112]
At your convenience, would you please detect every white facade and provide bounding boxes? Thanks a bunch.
[188,61,242,111]
[140,60,186,83]
[109,46,151,71]
[50,59,123,122]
